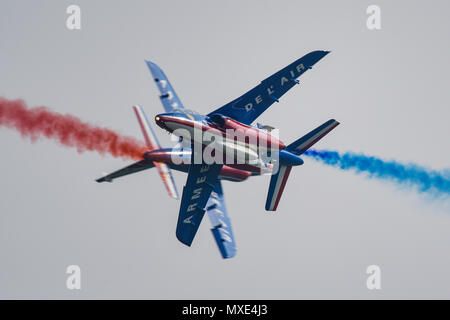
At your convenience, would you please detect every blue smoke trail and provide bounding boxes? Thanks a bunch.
[303,149,450,197]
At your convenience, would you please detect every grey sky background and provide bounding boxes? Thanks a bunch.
[0,0,449,299]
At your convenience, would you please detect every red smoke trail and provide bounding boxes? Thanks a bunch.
[0,98,147,160]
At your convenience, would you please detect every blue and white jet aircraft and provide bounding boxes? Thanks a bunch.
[97,51,339,258]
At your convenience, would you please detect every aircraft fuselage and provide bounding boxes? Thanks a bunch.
[155,112,284,173]
[143,148,252,182]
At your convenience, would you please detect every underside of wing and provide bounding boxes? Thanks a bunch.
[206,180,236,258]
[145,60,185,112]
[208,50,330,125]
[96,160,154,183]
[176,162,223,247]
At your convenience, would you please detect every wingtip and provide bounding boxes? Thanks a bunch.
[96,174,113,183]
[145,60,158,69]
[330,119,340,126]
[224,251,237,259]
[310,50,331,55]
[176,230,193,247]
[328,118,339,125]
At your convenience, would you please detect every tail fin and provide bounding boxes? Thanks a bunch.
[265,119,340,211]
[265,164,293,211]
[132,105,179,199]
[133,105,161,151]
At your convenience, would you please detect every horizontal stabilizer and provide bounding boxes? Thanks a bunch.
[265,119,339,210]
[287,119,339,155]
[96,160,154,183]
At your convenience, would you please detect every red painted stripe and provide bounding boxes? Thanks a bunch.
[219,166,252,181]
[154,162,176,198]
[273,166,292,211]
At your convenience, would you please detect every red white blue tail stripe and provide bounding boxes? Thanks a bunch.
[265,165,292,211]
[133,105,179,199]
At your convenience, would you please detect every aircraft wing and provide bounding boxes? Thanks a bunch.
[176,160,223,247]
[145,60,185,112]
[208,50,330,125]
[206,179,236,258]
[96,160,154,183]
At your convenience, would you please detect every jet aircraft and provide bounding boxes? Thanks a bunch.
[97,51,339,258]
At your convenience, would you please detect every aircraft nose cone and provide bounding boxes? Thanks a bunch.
[155,114,175,123]
[155,114,169,125]
[155,114,167,129]
[155,114,178,132]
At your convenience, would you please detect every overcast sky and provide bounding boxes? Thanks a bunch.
[1,0,449,299]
